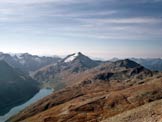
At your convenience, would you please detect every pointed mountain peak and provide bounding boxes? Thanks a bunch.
[63,53,79,63]
[77,52,83,56]
[63,52,87,63]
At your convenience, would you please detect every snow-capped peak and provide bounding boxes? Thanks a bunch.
[64,53,80,63]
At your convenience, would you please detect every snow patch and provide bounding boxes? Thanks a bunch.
[64,53,79,62]
[15,54,23,60]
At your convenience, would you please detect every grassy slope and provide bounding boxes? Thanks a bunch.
[8,73,162,122]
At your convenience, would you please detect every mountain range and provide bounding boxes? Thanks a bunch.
[0,52,161,73]
[8,57,162,122]
[0,52,162,122]
[131,58,162,71]
[110,57,162,71]
[0,52,61,73]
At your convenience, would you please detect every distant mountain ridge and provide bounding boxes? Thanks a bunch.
[109,57,162,71]
[1,52,161,73]
[0,60,40,115]
[131,58,162,71]
[0,52,61,72]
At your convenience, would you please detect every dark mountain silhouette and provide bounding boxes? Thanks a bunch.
[0,60,40,115]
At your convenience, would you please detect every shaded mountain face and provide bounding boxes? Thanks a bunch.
[93,59,153,82]
[0,52,61,73]
[131,58,162,71]
[109,58,162,72]
[9,59,161,122]
[0,61,40,115]
[32,52,102,90]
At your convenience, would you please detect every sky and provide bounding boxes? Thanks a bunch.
[0,0,162,59]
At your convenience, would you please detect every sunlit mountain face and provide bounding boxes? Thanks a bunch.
[0,0,162,122]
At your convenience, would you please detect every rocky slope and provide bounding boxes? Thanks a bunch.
[8,59,162,122]
[101,98,162,122]
[0,60,40,115]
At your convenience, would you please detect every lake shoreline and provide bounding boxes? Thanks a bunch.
[0,88,54,122]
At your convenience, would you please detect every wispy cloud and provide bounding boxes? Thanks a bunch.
[78,17,162,27]
[0,0,102,5]
[0,0,162,57]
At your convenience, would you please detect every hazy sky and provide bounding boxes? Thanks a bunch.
[0,0,162,59]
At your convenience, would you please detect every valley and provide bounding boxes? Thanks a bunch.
[0,52,162,122]
[5,53,162,122]
[0,88,53,122]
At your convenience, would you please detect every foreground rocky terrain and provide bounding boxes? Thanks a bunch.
[102,98,162,122]
[8,59,162,122]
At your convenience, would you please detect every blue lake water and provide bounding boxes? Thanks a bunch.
[0,88,53,122]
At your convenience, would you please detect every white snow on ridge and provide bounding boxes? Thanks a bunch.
[16,54,23,60]
[64,53,79,63]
